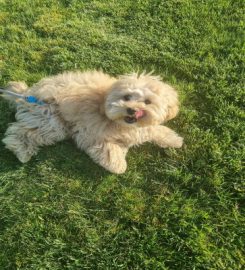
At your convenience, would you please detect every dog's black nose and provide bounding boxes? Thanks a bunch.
[127,108,136,115]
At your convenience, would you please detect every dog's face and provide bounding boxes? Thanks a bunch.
[105,73,179,127]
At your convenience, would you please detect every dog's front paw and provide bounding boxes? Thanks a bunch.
[106,160,127,174]
[156,131,184,149]
[168,134,183,148]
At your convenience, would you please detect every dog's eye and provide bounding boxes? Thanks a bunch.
[145,99,151,104]
[123,95,132,101]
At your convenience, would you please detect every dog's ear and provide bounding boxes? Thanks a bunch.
[166,102,179,121]
[164,86,179,121]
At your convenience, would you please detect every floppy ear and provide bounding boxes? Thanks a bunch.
[165,86,179,121]
[166,102,179,121]
[138,73,180,122]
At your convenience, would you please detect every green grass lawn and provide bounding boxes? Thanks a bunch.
[0,0,244,269]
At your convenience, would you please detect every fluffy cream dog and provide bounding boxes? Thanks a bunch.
[2,71,183,173]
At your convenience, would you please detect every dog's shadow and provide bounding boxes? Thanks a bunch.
[0,140,109,181]
[39,140,111,180]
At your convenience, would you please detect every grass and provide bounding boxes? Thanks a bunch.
[0,0,244,269]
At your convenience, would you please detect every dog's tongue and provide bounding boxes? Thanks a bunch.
[135,110,145,119]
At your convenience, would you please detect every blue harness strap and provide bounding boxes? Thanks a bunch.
[25,95,46,105]
[0,88,46,105]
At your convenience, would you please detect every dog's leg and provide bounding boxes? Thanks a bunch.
[149,126,183,148]
[85,142,128,174]
[2,122,40,163]
[2,105,68,163]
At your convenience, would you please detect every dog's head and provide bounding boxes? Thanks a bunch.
[104,73,179,127]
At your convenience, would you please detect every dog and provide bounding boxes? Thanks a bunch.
[2,71,183,173]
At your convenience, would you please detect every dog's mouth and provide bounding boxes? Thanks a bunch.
[124,116,137,124]
[124,109,146,124]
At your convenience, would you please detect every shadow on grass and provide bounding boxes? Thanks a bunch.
[0,139,109,181]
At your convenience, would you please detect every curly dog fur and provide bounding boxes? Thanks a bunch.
[2,71,183,173]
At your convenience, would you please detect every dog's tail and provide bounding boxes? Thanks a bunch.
[0,81,28,103]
